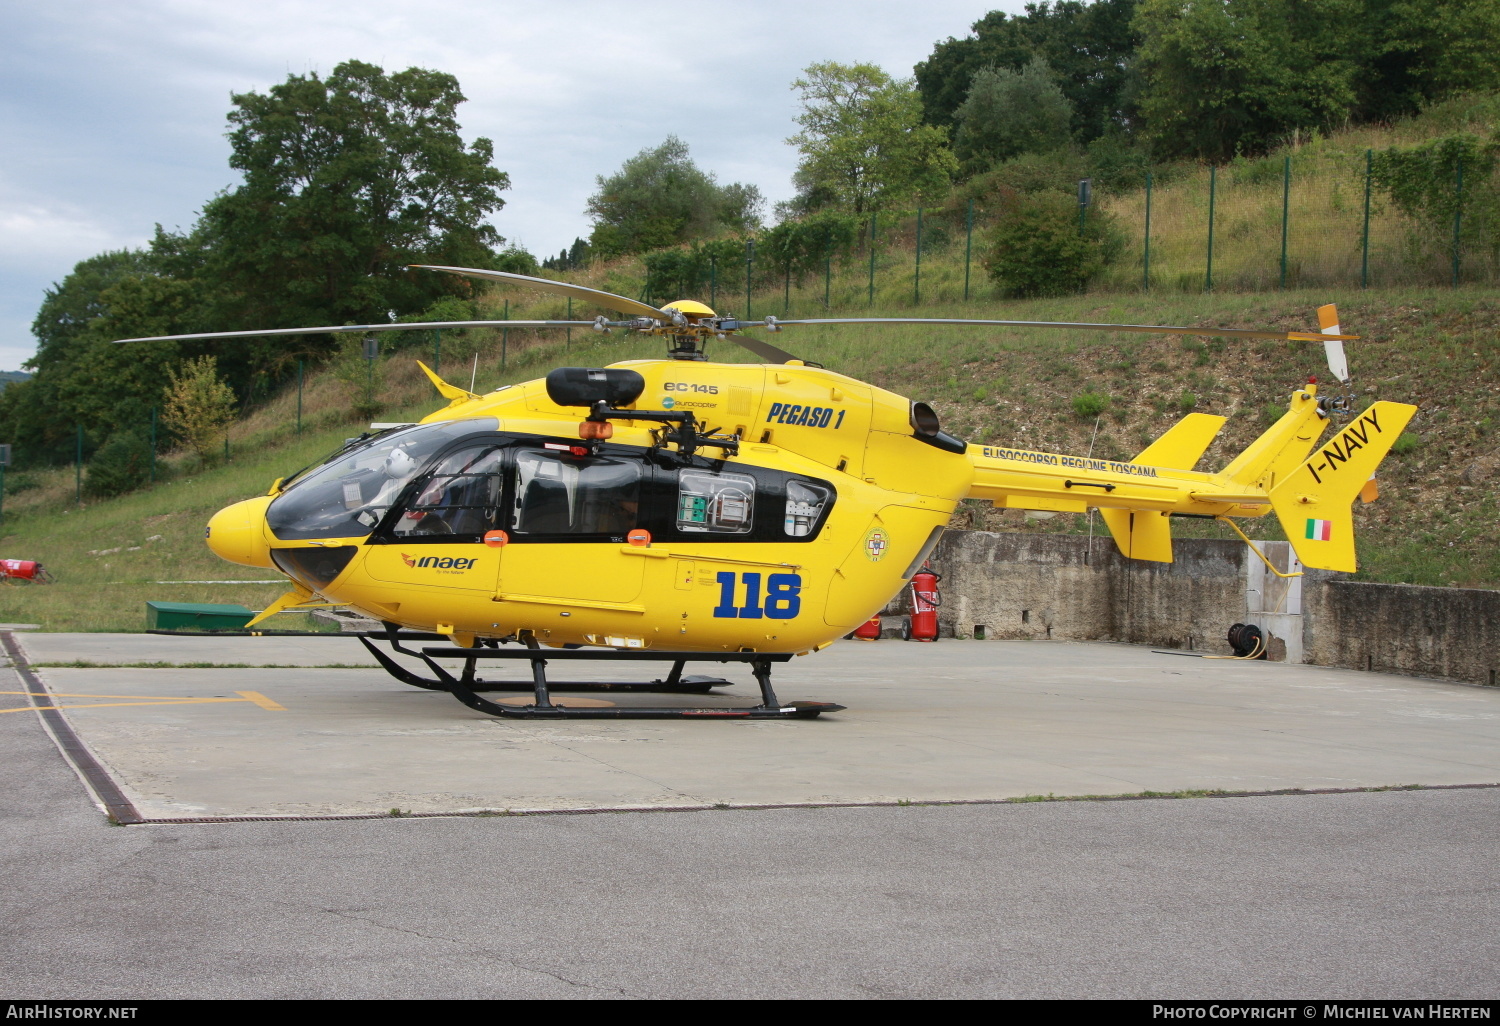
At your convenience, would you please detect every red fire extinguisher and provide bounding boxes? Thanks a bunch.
[903,567,941,641]
[853,613,882,641]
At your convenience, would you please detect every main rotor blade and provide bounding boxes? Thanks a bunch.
[729,333,802,364]
[410,265,670,320]
[771,317,1359,342]
[112,320,603,345]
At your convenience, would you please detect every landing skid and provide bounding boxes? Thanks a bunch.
[149,625,845,719]
[370,629,842,719]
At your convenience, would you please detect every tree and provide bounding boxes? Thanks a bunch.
[542,238,592,272]
[493,246,540,276]
[1132,0,1360,161]
[640,239,748,308]
[954,58,1075,173]
[161,356,237,462]
[586,137,764,257]
[5,61,509,470]
[193,60,510,343]
[915,2,1141,144]
[0,247,203,467]
[787,62,957,214]
[1356,0,1500,121]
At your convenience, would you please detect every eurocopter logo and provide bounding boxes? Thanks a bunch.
[401,553,478,570]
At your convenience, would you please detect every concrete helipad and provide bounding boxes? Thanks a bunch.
[9,632,1500,820]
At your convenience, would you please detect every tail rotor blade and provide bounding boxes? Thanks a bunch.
[1317,304,1351,382]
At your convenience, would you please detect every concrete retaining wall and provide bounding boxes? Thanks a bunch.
[889,529,1498,686]
[1304,579,1500,687]
[928,532,1247,654]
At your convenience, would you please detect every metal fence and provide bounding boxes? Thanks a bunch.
[721,149,1498,317]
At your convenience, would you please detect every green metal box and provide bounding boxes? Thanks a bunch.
[146,601,256,631]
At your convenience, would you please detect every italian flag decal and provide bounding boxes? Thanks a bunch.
[1305,519,1333,541]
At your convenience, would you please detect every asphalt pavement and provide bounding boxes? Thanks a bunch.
[2,635,1497,999]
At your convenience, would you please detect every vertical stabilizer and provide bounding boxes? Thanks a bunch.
[1269,401,1417,571]
[1099,509,1174,561]
[1132,412,1226,470]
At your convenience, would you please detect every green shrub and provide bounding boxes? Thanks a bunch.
[1391,431,1421,455]
[1228,153,1284,187]
[4,471,39,496]
[1178,391,1198,412]
[963,151,1088,199]
[1086,134,1152,190]
[86,430,153,498]
[984,192,1122,298]
[1072,391,1110,418]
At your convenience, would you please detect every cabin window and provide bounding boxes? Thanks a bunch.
[394,445,505,537]
[511,451,641,536]
[676,470,755,535]
[784,480,833,537]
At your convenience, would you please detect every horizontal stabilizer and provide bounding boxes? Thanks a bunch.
[1269,401,1417,571]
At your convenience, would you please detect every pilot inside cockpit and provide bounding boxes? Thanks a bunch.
[394,446,504,536]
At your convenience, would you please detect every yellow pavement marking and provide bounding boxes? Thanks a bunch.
[4,691,246,700]
[0,690,287,713]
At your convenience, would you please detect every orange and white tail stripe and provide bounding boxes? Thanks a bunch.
[1317,304,1350,382]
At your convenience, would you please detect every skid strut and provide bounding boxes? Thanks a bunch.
[356,629,738,695]
[412,640,844,719]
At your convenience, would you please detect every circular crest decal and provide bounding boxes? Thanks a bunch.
[863,526,890,562]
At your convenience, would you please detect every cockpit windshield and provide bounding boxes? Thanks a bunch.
[266,419,498,540]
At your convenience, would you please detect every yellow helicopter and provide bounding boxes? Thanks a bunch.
[118,268,1415,720]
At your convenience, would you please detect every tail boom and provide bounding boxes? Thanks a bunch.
[964,398,1415,571]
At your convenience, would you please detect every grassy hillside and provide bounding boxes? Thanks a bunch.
[0,281,1493,633]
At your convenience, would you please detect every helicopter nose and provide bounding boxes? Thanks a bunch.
[206,496,275,568]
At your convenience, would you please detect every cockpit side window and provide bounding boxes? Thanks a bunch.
[511,451,641,537]
[393,445,505,539]
[265,419,498,541]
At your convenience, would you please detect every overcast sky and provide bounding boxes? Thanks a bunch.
[0,0,1027,371]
